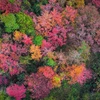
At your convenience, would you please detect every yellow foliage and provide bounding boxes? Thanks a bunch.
[47,52,57,60]
[68,0,85,8]
[30,45,42,61]
[75,0,85,8]
[58,0,84,8]
[13,31,23,41]
[51,74,62,88]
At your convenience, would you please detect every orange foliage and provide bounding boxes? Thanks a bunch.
[30,45,42,61]
[13,31,23,41]
[66,64,85,84]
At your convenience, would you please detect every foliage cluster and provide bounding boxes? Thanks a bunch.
[0,0,100,100]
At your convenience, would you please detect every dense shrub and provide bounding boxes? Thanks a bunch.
[0,13,19,33]
[16,12,35,36]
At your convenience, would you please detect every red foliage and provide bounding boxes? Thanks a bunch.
[0,34,29,75]
[6,84,26,100]
[22,34,32,45]
[24,73,53,99]
[0,0,22,14]
[65,6,77,23]
[47,27,67,47]
[41,40,55,55]
[33,2,77,50]
[92,0,100,7]
[38,66,55,79]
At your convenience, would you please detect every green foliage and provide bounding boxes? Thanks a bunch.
[20,55,32,65]
[66,84,81,100]
[0,91,5,100]
[82,92,100,100]
[82,93,90,100]
[82,79,97,91]
[30,0,48,15]
[89,53,100,75]
[26,59,44,74]
[46,58,56,67]
[78,41,90,62]
[0,14,19,33]
[44,96,56,100]
[26,63,37,74]
[87,52,100,91]
[0,21,4,37]
[0,91,11,100]
[41,0,48,5]
[9,0,15,3]
[44,80,81,100]
[44,80,69,100]
[33,35,43,46]
[90,92,100,100]
[23,91,32,100]
[17,73,25,83]
[32,3,41,16]
[16,12,35,36]
[21,0,31,11]
[5,97,12,100]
